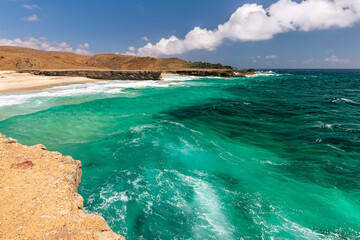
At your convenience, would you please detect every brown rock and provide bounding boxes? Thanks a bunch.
[33,144,47,150]
[5,137,17,144]
[0,133,124,240]
[10,161,35,169]
[19,69,162,80]
[165,69,254,77]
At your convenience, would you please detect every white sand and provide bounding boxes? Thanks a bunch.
[0,71,99,93]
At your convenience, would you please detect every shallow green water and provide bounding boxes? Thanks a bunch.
[1,70,360,239]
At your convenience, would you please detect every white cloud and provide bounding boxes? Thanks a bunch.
[22,4,40,10]
[265,55,278,59]
[123,51,136,56]
[325,55,350,64]
[22,14,39,22]
[79,43,89,49]
[128,46,136,51]
[249,55,278,61]
[129,0,360,57]
[0,36,92,55]
[142,36,150,41]
[302,58,314,65]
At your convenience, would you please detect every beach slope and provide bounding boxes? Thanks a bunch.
[0,71,97,93]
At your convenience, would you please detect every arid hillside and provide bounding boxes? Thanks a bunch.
[0,46,234,71]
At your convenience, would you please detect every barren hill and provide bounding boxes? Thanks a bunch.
[0,46,234,71]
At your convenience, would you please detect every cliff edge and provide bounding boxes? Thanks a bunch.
[0,133,123,240]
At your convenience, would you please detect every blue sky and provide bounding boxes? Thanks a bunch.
[0,0,360,68]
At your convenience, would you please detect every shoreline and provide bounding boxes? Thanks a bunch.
[0,133,123,239]
[0,69,254,94]
[0,71,100,94]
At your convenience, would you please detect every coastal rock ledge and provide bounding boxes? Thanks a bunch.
[0,133,124,240]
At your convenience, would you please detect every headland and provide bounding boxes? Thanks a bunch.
[0,133,124,239]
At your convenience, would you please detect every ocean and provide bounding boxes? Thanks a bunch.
[0,70,359,239]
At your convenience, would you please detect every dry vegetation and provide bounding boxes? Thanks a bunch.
[0,46,234,71]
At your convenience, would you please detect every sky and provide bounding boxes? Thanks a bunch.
[0,0,360,69]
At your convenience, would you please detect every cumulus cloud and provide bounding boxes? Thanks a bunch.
[265,55,278,59]
[142,36,150,41]
[0,36,92,55]
[127,0,360,57]
[128,46,136,51]
[22,14,39,22]
[325,55,350,64]
[22,4,40,10]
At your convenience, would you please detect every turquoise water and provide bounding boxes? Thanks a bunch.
[1,70,360,239]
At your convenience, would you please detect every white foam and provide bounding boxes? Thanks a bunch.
[260,160,287,166]
[0,80,175,107]
[246,71,282,78]
[340,98,358,104]
[249,197,329,239]
[327,144,345,152]
[332,97,359,105]
[175,171,235,239]
[161,75,201,81]
[315,122,334,130]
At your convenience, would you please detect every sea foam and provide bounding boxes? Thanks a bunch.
[0,80,177,107]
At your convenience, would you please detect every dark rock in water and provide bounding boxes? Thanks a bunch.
[187,61,235,70]
[19,69,162,80]
[168,69,236,77]
[175,69,235,77]
[166,69,255,77]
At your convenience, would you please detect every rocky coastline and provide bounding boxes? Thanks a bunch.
[165,69,254,77]
[2,46,255,81]
[19,69,162,80]
[18,69,254,80]
[0,133,123,240]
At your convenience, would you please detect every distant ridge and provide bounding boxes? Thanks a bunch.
[0,46,235,71]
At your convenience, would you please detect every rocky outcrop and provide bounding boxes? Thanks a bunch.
[19,69,162,80]
[186,62,235,70]
[0,133,124,240]
[165,69,254,77]
[168,69,236,77]
[15,58,45,69]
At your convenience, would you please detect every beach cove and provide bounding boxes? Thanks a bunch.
[0,70,359,239]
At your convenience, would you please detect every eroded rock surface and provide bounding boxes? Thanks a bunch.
[165,69,254,77]
[19,69,162,80]
[0,133,124,240]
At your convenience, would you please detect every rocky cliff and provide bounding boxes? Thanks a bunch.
[19,69,162,80]
[0,133,123,240]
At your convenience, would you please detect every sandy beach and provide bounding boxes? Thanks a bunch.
[0,71,99,93]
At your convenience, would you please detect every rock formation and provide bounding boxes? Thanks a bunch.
[165,69,255,77]
[19,69,162,80]
[0,133,124,240]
